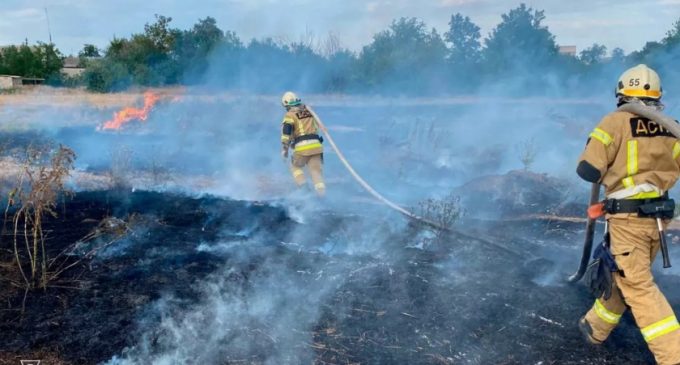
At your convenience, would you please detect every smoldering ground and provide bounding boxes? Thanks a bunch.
[1,87,679,365]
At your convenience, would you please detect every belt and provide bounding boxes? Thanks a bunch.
[604,195,674,218]
[294,134,321,145]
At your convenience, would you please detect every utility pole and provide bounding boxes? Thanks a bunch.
[44,7,54,80]
[45,7,53,44]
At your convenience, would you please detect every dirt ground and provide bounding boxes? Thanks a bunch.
[0,87,676,364]
[1,189,675,364]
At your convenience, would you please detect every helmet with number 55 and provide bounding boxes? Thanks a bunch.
[616,64,662,100]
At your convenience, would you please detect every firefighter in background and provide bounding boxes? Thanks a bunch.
[280,91,326,196]
[577,64,680,364]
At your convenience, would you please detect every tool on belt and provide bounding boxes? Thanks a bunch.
[571,103,679,283]
[592,196,674,269]
[639,200,674,268]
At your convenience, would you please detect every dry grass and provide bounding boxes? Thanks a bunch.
[415,194,464,238]
[0,86,185,109]
[7,145,76,296]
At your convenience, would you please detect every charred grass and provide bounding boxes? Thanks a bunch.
[0,187,669,365]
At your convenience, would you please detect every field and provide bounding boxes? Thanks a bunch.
[0,86,678,364]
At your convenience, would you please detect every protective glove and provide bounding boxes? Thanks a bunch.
[281,147,289,160]
[584,257,614,300]
[584,236,618,300]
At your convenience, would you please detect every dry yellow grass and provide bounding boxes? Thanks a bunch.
[0,86,186,109]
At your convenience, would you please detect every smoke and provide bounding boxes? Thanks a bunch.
[3,17,680,364]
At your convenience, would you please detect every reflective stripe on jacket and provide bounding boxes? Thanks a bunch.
[281,105,323,156]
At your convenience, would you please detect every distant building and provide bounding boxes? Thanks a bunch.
[61,56,85,77]
[0,75,23,89]
[0,75,45,89]
[558,45,577,57]
[0,75,22,88]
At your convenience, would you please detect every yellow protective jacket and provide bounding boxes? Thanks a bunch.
[578,109,680,199]
[281,105,323,157]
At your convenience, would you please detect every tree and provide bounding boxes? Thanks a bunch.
[579,43,607,65]
[663,18,680,47]
[483,4,558,72]
[101,14,181,87]
[83,58,131,92]
[325,49,356,92]
[192,17,224,52]
[0,42,62,80]
[611,47,626,63]
[444,13,481,65]
[143,14,176,54]
[79,44,101,58]
[609,47,626,67]
[357,17,447,93]
[174,17,229,82]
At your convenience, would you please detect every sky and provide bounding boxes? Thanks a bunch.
[0,0,678,56]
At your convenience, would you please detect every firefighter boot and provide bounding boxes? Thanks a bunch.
[579,317,603,345]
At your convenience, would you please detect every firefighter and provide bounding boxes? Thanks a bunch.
[577,64,680,364]
[280,91,326,196]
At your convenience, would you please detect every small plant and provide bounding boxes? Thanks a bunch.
[8,145,75,293]
[516,137,538,171]
[147,146,174,188]
[416,193,464,236]
[110,144,134,188]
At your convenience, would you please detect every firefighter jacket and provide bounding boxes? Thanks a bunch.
[578,109,680,199]
[281,105,323,157]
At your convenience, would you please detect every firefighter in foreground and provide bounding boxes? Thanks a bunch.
[280,91,326,196]
[577,64,680,364]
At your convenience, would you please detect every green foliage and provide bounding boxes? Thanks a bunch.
[175,17,228,80]
[0,42,63,82]
[445,13,481,65]
[484,4,558,71]
[663,19,680,47]
[83,58,131,92]
[79,44,101,58]
[357,17,447,93]
[580,44,607,65]
[610,48,626,63]
[2,9,676,96]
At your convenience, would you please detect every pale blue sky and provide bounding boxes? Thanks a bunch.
[1,0,678,56]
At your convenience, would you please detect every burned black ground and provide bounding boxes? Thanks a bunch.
[1,189,676,364]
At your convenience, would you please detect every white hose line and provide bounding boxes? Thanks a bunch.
[617,103,680,139]
[306,105,524,257]
[306,106,440,228]
[307,105,424,218]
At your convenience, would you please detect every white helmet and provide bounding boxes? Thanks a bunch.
[281,91,301,107]
[616,64,662,100]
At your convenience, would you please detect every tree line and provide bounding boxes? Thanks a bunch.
[0,42,63,82]
[3,3,680,96]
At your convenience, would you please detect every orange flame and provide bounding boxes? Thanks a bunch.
[101,91,161,130]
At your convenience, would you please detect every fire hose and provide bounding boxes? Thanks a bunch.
[568,102,678,283]
[306,106,523,258]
